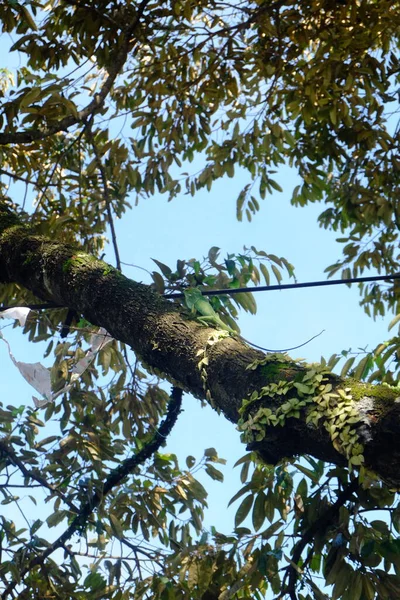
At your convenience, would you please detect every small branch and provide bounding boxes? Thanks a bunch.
[0,302,62,312]
[101,386,183,495]
[0,484,42,488]
[0,386,183,599]
[283,478,359,600]
[0,169,54,193]
[0,440,79,514]
[61,542,157,563]
[85,125,121,270]
[34,127,86,213]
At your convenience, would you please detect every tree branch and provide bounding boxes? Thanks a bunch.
[0,439,79,514]
[85,124,121,270]
[0,0,152,146]
[0,386,183,599]
[1,201,400,484]
[0,168,55,192]
[283,478,359,600]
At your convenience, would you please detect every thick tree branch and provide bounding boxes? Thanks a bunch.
[1,202,400,485]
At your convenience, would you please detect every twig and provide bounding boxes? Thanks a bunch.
[120,538,165,569]
[0,169,55,192]
[34,128,86,213]
[61,543,157,563]
[0,440,79,514]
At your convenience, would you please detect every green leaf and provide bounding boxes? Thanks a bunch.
[293,382,311,394]
[341,356,356,377]
[234,453,254,467]
[186,455,196,468]
[30,519,43,534]
[354,355,373,380]
[271,264,282,284]
[228,484,252,507]
[152,258,172,278]
[252,492,267,531]
[240,459,251,483]
[268,179,283,193]
[361,574,376,600]
[151,271,165,293]
[109,514,124,540]
[235,494,254,527]
[293,463,320,484]
[46,510,68,528]
[84,572,106,592]
[260,263,270,285]
[261,520,283,539]
[205,464,224,482]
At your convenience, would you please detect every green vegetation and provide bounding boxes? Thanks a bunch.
[0,1,400,599]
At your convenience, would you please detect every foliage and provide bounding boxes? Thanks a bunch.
[0,1,400,599]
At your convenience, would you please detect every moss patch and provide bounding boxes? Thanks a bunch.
[348,380,400,403]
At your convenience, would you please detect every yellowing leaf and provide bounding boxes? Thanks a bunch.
[20,5,38,31]
[109,514,124,540]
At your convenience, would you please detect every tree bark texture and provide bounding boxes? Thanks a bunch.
[1,202,400,486]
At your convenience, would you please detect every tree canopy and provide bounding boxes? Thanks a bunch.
[1,1,400,599]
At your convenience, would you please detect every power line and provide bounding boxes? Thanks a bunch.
[164,273,400,299]
[0,273,399,313]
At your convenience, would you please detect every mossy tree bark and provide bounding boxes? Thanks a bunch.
[1,200,400,486]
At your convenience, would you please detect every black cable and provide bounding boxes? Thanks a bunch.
[164,273,400,299]
[0,273,399,313]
